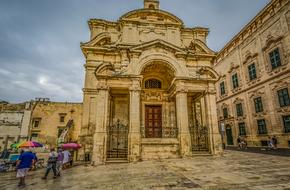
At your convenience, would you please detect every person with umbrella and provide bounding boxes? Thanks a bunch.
[61,143,81,168]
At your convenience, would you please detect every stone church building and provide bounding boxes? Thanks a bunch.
[79,0,222,164]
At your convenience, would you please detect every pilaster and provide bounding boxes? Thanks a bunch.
[175,89,192,157]
[91,86,109,165]
[204,90,223,155]
[128,81,141,162]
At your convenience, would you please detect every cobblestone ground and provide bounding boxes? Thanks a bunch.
[1,150,290,190]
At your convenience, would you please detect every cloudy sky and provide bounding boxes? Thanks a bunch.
[0,0,270,103]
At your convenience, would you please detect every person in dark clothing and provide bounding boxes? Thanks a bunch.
[237,136,242,149]
[16,150,36,187]
[42,148,58,179]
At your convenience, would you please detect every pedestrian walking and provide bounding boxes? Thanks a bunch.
[42,148,58,179]
[237,136,242,149]
[16,149,36,187]
[56,148,64,176]
[267,136,274,150]
[272,136,278,149]
[62,150,71,169]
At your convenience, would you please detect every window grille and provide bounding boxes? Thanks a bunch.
[145,79,161,89]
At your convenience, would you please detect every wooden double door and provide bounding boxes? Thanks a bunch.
[145,105,162,138]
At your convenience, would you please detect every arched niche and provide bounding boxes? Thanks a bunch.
[140,61,175,90]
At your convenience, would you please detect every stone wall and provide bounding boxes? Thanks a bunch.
[29,101,82,148]
[215,0,290,148]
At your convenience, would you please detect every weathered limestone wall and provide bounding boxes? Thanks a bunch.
[30,102,82,147]
[215,0,290,148]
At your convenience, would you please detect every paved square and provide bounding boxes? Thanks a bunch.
[1,151,290,190]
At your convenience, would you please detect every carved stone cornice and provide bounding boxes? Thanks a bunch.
[82,88,98,94]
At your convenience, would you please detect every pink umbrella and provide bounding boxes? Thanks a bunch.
[61,143,81,150]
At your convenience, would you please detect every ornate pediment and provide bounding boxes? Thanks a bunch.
[188,39,215,55]
[196,66,219,80]
[95,62,115,75]
[130,39,186,54]
[228,62,239,73]
[262,35,283,51]
[81,32,112,47]
[243,51,258,64]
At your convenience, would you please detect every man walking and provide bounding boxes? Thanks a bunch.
[42,148,58,179]
[16,149,36,187]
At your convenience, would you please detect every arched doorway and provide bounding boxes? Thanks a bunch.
[226,125,234,145]
[140,61,176,139]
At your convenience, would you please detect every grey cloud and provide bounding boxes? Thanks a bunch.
[0,0,270,103]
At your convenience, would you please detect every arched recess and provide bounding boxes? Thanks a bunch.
[140,61,176,90]
[134,54,188,77]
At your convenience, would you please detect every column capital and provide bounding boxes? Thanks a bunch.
[204,89,216,95]
[175,85,188,94]
[96,80,109,91]
[129,81,141,92]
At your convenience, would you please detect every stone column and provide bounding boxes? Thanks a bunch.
[128,81,141,162]
[91,85,109,165]
[175,89,192,157]
[204,89,223,155]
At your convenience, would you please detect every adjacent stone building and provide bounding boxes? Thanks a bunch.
[29,98,82,148]
[0,101,31,150]
[79,0,222,164]
[215,0,290,148]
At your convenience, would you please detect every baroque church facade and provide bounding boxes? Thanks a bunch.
[79,0,222,164]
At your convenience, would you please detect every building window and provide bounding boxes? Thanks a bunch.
[257,119,267,134]
[145,79,161,89]
[277,88,290,107]
[248,63,257,80]
[236,103,243,117]
[33,118,41,128]
[269,48,281,69]
[232,73,239,89]
[31,133,38,138]
[31,133,39,141]
[220,81,226,95]
[254,97,263,113]
[238,122,246,136]
[60,116,65,123]
[223,107,228,119]
[283,115,290,133]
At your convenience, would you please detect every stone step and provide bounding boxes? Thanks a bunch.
[105,159,129,164]
[192,151,212,156]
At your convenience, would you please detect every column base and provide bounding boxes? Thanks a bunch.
[179,133,192,157]
[128,133,141,163]
[91,132,106,165]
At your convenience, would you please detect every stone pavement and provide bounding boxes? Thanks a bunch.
[1,150,290,190]
[226,146,290,157]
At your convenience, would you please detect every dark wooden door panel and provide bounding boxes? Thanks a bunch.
[145,105,162,138]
